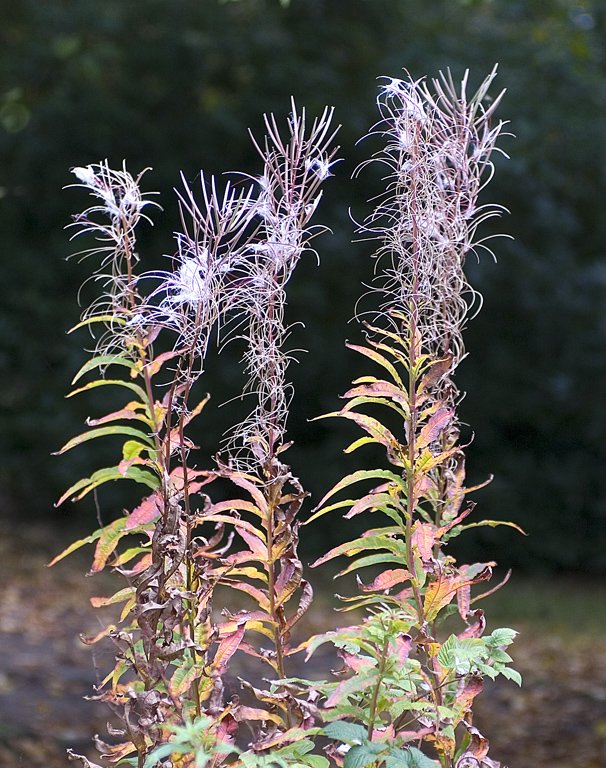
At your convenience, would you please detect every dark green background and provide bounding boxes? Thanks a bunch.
[1,0,605,572]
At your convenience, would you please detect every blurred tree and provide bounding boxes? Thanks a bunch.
[0,0,604,570]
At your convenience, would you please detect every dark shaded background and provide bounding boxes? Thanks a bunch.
[1,0,605,572]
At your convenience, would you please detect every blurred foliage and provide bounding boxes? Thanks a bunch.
[0,0,605,570]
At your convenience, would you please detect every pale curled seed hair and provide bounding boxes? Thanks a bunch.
[225,100,340,468]
[357,66,509,384]
[67,161,160,355]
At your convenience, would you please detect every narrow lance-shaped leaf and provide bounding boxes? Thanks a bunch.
[307,469,405,524]
[346,342,404,387]
[71,354,138,385]
[66,378,149,404]
[55,465,160,507]
[55,425,156,455]
[311,534,407,568]
[68,314,127,334]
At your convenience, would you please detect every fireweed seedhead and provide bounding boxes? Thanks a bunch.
[67,161,159,353]
[358,66,509,393]
[227,101,340,466]
[139,173,257,380]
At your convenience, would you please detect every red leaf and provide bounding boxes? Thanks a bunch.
[338,650,375,673]
[458,609,486,639]
[117,553,152,576]
[457,582,471,620]
[86,402,148,427]
[411,522,436,561]
[124,491,162,530]
[358,568,412,592]
[417,407,453,450]
[394,634,412,663]
[213,624,246,672]
[169,466,215,494]
[344,380,410,409]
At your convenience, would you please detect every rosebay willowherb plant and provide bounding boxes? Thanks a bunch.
[52,68,520,768]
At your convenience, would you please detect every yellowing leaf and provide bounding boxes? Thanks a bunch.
[90,587,135,608]
[80,624,117,645]
[68,314,127,334]
[48,530,101,566]
[169,658,200,698]
[345,342,404,387]
[67,378,148,404]
[91,517,127,572]
[423,577,460,622]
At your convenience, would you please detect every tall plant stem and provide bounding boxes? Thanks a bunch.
[367,634,390,740]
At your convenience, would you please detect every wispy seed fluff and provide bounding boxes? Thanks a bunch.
[141,174,257,376]
[229,101,340,466]
[67,161,159,353]
[358,66,509,381]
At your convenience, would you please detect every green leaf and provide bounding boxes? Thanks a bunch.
[307,469,404,524]
[55,425,155,455]
[122,439,153,460]
[91,517,127,572]
[311,533,406,568]
[486,628,518,647]
[336,552,405,577]
[71,354,138,384]
[385,747,438,768]
[500,667,522,686]
[305,757,330,768]
[322,721,367,745]
[55,465,160,506]
[48,530,102,566]
[67,378,149,403]
[343,743,384,768]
